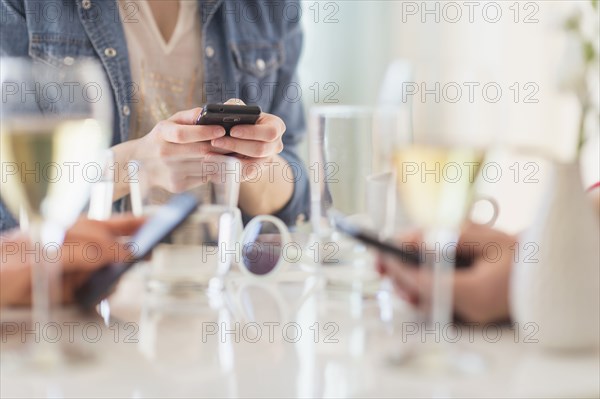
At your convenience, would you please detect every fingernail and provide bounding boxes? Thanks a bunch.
[230,128,245,138]
[212,138,226,147]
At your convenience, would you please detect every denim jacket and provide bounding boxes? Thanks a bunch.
[0,0,309,231]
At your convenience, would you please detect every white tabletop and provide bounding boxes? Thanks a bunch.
[1,263,599,398]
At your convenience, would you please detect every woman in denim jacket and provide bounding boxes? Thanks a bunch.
[0,0,310,231]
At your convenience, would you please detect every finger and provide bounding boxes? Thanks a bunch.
[398,231,423,244]
[224,98,246,105]
[157,141,216,157]
[389,272,420,305]
[111,240,141,265]
[379,253,421,296]
[206,146,235,155]
[63,221,114,251]
[457,222,516,257]
[61,272,87,304]
[61,274,75,304]
[256,112,286,131]
[157,121,225,144]
[210,136,283,158]
[230,123,284,142]
[453,256,512,323]
[375,254,387,275]
[60,240,116,273]
[100,216,146,236]
[0,229,27,244]
[61,225,133,272]
[168,107,204,125]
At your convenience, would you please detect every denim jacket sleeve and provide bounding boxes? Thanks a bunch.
[0,0,28,231]
[263,19,310,228]
[0,0,29,57]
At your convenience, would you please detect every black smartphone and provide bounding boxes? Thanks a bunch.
[331,211,473,268]
[195,104,261,135]
[75,193,199,309]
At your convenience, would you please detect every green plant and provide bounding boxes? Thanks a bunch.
[560,0,600,154]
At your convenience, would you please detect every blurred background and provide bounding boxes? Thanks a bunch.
[297,0,599,233]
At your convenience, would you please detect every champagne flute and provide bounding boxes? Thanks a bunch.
[391,125,489,372]
[0,57,112,365]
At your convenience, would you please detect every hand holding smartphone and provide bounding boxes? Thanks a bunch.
[75,193,199,309]
[331,211,473,268]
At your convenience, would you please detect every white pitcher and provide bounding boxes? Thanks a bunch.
[510,161,600,350]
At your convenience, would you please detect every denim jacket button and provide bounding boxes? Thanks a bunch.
[82,0,92,10]
[63,56,75,66]
[256,58,266,72]
[122,105,130,116]
[104,48,117,58]
[205,46,215,58]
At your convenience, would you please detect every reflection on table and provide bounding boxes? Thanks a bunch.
[1,261,598,399]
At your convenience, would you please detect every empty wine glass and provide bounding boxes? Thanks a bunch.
[308,106,407,293]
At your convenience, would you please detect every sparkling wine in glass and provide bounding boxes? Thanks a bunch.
[391,136,489,374]
[0,57,112,366]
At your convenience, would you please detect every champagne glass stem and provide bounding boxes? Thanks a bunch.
[28,221,50,329]
[28,220,63,366]
[426,228,458,329]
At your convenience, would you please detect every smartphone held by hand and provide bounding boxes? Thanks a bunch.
[196,104,261,135]
[75,193,200,309]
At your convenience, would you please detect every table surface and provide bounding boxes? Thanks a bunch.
[1,263,599,399]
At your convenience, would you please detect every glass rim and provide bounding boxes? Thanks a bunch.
[310,104,408,116]
[310,105,375,118]
[128,154,242,167]
[238,215,291,279]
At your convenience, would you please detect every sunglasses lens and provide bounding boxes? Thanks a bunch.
[241,219,283,276]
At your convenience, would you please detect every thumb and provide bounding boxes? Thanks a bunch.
[168,107,204,125]
[224,98,246,105]
[101,215,146,236]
